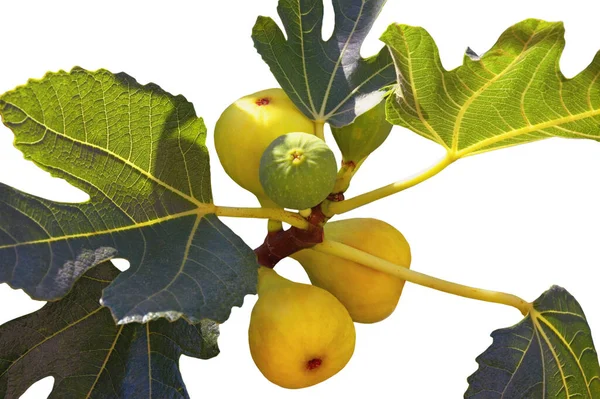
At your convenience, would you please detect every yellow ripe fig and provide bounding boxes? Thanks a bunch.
[293,218,411,323]
[248,267,356,389]
[214,88,315,205]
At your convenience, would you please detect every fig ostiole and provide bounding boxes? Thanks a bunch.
[214,88,315,203]
[293,218,411,323]
[248,267,356,389]
[259,132,337,210]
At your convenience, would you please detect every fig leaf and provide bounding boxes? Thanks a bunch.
[252,0,396,127]
[383,19,600,159]
[0,261,219,399]
[0,68,258,324]
[466,286,600,398]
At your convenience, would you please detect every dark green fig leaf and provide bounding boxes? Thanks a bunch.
[382,19,600,159]
[331,99,392,165]
[0,68,258,324]
[0,262,219,399]
[466,286,600,398]
[252,0,395,127]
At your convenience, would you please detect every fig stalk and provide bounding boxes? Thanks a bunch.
[213,206,310,230]
[331,160,357,194]
[314,120,325,140]
[314,239,531,316]
[324,153,455,216]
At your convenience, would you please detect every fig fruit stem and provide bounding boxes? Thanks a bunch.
[314,239,532,316]
[213,206,310,230]
[323,153,455,216]
[267,219,284,232]
[332,161,357,194]
[258,198,284,232]
[315,121,325,141]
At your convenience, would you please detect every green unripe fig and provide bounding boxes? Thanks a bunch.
[293,218,411,323]
[259,132,337,210]
[331,99,392,166]
[214,88,315,206]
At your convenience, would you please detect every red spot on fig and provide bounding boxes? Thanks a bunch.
[256,97,270,106]
[306,358,322,370]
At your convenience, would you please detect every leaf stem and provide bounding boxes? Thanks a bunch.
[314,239,531,315]
[213,206,310,230]
[324,153,455,216]
[315,121,325,140]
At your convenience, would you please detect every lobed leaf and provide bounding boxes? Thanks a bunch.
[0,262,219,399]
[466,286,600,398]
[252,0,396,127]
[382,19,600,158]
[0,68,258,324]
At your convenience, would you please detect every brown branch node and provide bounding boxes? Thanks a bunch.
[254,205,327,268]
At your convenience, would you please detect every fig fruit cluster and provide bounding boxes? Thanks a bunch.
[215,89,408,389]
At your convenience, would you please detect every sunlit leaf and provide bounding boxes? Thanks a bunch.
[466,286,600,398]
[0,68,258,324]
[252,0,396,127]
[382,19,600,158]
[0,262,219,399]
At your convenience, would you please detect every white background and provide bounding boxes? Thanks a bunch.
[1,1,600,398]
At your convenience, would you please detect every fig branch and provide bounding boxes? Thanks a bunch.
[213,206,311,230]
[314,239,532,316]
[323,154,455,216]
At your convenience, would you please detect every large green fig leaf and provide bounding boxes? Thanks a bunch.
[0,262,219,399]
[466,286,600,398]
[0,68,258,324]
[252,0,396,127]
[382,19,600,158]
